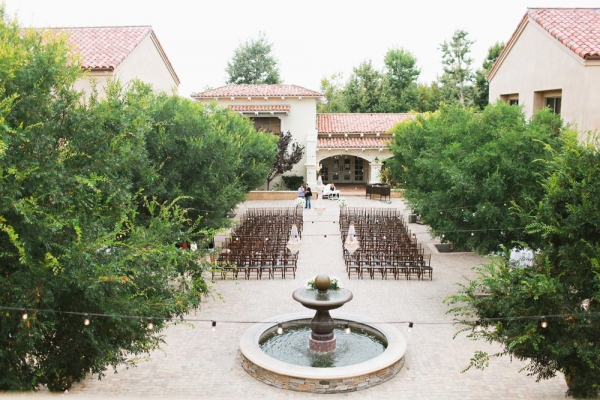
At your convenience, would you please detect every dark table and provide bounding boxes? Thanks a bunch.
[366,184,391,201]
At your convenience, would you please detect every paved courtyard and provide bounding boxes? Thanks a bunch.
[65,196,567,399]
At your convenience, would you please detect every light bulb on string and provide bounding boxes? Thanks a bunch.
[211,320,217,331]
[475,320,482,332]
[471,232,475,236]
[277,324,283,335]
[541,317,548,328]
[345,323,351,334]
[582,299,591,311]
[408,322,413,333]
[22,309,28,320]
[147,318,153,330]
[83,314,90,326]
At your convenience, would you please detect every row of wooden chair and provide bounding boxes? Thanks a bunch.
[340,208,433,280]
[345,249,432,280]
[210,208,302,280]
[213,249,298,280]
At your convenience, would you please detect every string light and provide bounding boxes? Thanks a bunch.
[541,317,548,328]
[475,320,483,331]
[22,309,28,320]
[408,322,413,332]
[147,318,153,330]
[211,320,216,331]
[582,299,591,311]
[277,324,283,335]
[1,307,598,329]
[471,232,475,236]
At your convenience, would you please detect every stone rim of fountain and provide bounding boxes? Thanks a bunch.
[240,311,407,392]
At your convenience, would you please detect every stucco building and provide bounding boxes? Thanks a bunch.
[192,85,411,190]
[46,26,180,96]
[488,8,600,139]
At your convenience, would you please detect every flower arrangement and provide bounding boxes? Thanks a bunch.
[305,276,343,290]
[337,198,348,208]
[295,197,306,208]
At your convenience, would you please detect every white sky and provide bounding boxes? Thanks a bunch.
[5,0,600,98]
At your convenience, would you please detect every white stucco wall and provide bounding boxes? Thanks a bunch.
[197,97,319,190]
[489,19,600,139]
[73,34,179,98]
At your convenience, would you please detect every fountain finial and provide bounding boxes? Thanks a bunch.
[314,274,330,293]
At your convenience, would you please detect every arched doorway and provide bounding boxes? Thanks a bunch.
[319,155,368,184]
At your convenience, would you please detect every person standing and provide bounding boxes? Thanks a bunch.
[298,184,305,198]
[304,184,312,209]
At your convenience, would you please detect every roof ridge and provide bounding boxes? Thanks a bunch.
[42,25,152,29]
[528,7,600,10]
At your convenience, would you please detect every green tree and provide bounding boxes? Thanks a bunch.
[473,42,505,109]
[388,102,564,253]
[343,60,388,113]
[319,50,422,113]
[447,132,600,398]
[414,82,442,112]
[0,19,209,390]
[0,9,275,390]
[144,94,277,228]
[317,73,348,113]
[383,48,420,112]
[439,30,475,107]
[225,32,281,84]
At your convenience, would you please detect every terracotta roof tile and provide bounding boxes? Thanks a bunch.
[317,137,390,149]
[230,105,290,112]
[317,113,413,134]
[528,8,600,59]
[46,26,153,70]
[191,84,323,99]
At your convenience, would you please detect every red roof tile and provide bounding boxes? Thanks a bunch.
[528,8,600,59]
[230,105,291,112]
[191,84,323,99]
[46,26,153,70]
[317,137,390,149]
[317,113,412,134]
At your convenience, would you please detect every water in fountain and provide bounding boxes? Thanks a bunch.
[260,325,386,368]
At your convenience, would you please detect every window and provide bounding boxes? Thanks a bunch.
[500,93,519,105]
[534,89,562,115]
[546,97,562,114]
[249,117,281,134]
[354,158,364,181]
[321,166,329,182]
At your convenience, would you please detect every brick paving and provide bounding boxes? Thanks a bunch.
[67,196,568,399]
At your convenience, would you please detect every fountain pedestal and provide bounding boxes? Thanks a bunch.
[310,309,336,351]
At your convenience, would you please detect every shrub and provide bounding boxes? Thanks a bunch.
[281,175,304,190]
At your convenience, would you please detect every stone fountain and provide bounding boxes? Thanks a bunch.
[239,274,407,393]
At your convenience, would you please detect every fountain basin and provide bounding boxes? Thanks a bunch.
[240,311,406,393]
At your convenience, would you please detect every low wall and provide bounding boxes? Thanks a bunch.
[246,190,403,201]
[242,353,404,393]
[246,191,297,201]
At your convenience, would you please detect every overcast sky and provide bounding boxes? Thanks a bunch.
[5,1,599,98]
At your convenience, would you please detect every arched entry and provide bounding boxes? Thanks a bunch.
[318,155,368,184]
